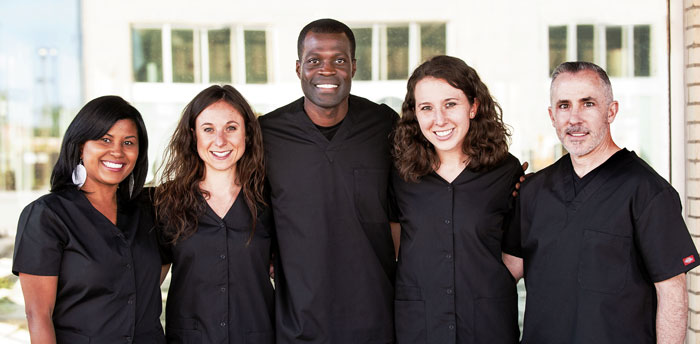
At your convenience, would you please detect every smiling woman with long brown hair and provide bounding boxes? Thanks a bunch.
[153,85,273,343]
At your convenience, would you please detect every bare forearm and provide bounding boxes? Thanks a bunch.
[655,273,688,344]
[502,253,523,282]
[390,222,401,260]
[26,312,56,344]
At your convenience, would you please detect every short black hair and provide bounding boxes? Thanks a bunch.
[51,95,149,200]
[297,18,356,60]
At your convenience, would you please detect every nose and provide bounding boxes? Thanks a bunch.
[435,109,447,126]
[569,105,584,124]
[319,60,336,75]
[110,143,125,157]
[214,130,226,146]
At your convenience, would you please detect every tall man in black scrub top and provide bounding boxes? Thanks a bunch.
[502,61,700,344]
[259,19,398,343]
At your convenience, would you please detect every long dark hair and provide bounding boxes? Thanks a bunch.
[51,95,149,200]
[393,55,510,182]
[154,85,265,243]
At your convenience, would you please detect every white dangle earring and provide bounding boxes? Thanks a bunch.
[128,174,134,197]
[72,158,87,188]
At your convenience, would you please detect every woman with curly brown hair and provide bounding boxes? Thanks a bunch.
[153,85,273,343]
[392,55,523,343]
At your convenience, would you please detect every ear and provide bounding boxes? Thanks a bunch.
[351,59,357,78]
[296,60,302,79]
[471,98,480,116]
[548,106,555,127]
[607,100,619,124]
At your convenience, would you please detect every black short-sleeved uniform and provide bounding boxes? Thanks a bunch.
[12,188,165,344]
[160,193,274,344]
[504,149,700,344]
[393,153,522,344]
[260,95,398,344]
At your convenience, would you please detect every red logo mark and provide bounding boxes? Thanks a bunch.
[684,255,696,266]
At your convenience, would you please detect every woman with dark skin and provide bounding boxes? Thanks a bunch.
[13,96,165,343]
[392,55,523,343]
[154,85,273,343]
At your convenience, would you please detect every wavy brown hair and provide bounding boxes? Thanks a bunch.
[154,85,265,243]
[392,55,510,182]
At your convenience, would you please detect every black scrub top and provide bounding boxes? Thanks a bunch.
[505,149,700,344]
[160,193,274,344]
[393,153,522,344]
[12,188,165,344]
[260,95,398,344]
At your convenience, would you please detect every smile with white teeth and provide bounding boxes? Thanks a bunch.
[316,84,338,89]
[569,133,587,137]
[435,128,454,137]
[211,151,232,158]
[102,161,124,169]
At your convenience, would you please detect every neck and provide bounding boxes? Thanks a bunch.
[199,167,240,197]
[570,138,621,177]
[435,150,469,183]
[303,97,349,127]
[81,183,119,225]
[82,183,118,205]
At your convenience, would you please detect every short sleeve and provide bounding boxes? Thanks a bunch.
[501,157,525,257]
[387,171,400,223]
[12,201,67,276]
[636,187,699,282]
[156,228,174,265]
[502,194,523,257]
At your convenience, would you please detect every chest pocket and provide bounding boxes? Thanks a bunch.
[578,228,631,294]
[353,169,389,223]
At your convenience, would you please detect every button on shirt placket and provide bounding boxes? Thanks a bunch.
[116,231,136,341]
[217,221,230,337]
[443,184,456,342]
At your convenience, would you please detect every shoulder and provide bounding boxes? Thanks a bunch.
[622,150,672,190]
[259,97,304,127]
[500,153,523,173]
[127,186,156,216]
[520,154,568,193]
[348,94,399,123]
[16,191,74,239]
[617,150,681,209]
[22,189,76,216]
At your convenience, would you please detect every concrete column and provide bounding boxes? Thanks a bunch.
[686,0,700,342]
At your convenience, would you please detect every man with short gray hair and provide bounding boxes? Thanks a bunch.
[503,61,699,343]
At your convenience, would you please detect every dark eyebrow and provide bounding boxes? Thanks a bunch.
[125,135,137,140]
[580,97,595,102]
[200,120,239,127]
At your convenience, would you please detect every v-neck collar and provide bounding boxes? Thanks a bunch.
[66,188,133,240]
[291,96,355,162]
[431,164,473,185]
[202,190,243,225]
[555,149,632,207]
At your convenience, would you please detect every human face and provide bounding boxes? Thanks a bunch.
[414,77,478,160]
[549,70,618,158]
[296,32,356,111]
[194,100,246,174]
[81,119,139,192]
